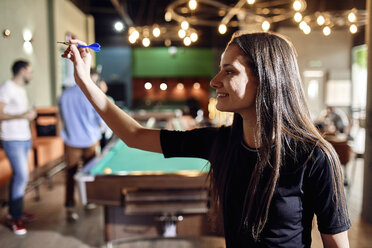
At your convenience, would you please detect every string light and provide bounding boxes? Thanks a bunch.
[190,32,198,42]
[189,0,197,10]
[181,21,189,30]
[218,24,227,34]
[323,26,331,36]
[142,37,150,47]
[348,12,356,22]
[317,15,325,26]
[144,82,152,90]
[293,0,303,12]
[184,37,192,46]
[262,21,270,31]
[165,11,172,22]
[178,29,186,38]
[294,12,302,23]
[152,27,161,37]
[177,83,184,90]
[127,0,367,47]
[349,24,358,33]
[160,83,168,91]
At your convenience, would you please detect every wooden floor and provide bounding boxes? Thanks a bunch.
[0,157,371,247]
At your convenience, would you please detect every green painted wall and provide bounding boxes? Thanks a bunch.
[132,47,214,77]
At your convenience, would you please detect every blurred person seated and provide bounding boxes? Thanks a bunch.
[317,106,350,137]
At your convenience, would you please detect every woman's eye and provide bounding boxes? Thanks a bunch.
[225,70,232,75]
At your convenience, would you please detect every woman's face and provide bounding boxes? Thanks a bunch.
[210,44,258,116]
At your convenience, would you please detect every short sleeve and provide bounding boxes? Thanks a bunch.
[306,148,351,234]
[160,127,223,160]
[0,82,11,104]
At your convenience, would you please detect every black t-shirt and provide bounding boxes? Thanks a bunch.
[160,126,351,248]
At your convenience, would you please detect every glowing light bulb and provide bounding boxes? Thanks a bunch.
[189,0,197,10]
[160,83,167,91]
[152,27,160,37]
[323,26,331,36]
[144,82,152,90]
[142,38,150,47]
[262,21,270,31]
[293,0,302,11]
[177,83,184,90]
[114,21,124,32]
[165,11,172,22]
[303,25,311,34]
[299,21,307,30]
[294,12,302,22]
[348,12,356,22]
[350,24,358,34]
[190,32,198,42]
[181,21,189,30]
[132,30,139,39]
[178,29,186,38]
[193,82,200,89]
[128,35,137,44]
[317,15,325,25]
[184,37,191,46]
[218,24,227,34]
[247,0,255,4]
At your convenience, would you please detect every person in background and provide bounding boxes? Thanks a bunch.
[62,32,350,247]
[325,106,350,135]
[59,69,103,221]
[0,60,36,235]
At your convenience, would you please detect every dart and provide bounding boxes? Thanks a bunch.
[57,42,101,52]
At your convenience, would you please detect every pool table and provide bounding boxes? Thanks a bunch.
[75,138,216,245]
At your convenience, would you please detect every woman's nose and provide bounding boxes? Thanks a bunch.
[210,74,221,89]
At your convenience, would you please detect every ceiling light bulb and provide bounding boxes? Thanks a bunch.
[317,15,325,25]
[218,24,227,34]
[294,12,302,22]
[323,26,331,36]
[132,30,139,39]
[165,11,172,22]
[193,82,200,89]
[128,35,137,44]
[178,29,186,38]
[181,21,189,30]
[152,27,160,37]
[247,0,255,4]
[177,83,184,90]
[114,21,124,32]
[299,21,307,30]
[190,32,198,42]
[262,21,270,31]
[293,0,302,11]
[303,25,311,34]
[142,38,150,47]
[144,82,152,90]
[350,24,358,34]
[189,0,197,10]
[184,37,191,46]
[160,83,167,91]
[348,12,356,22]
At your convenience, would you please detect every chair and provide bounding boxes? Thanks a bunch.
[327,138,353,186]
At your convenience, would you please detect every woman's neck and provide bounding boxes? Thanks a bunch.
[240,111,259,148]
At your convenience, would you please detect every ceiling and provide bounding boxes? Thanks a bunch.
[71,0,367,48]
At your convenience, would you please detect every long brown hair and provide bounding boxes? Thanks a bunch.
[208,32,347,240]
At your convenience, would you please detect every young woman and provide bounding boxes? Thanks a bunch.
[62,31,351,247]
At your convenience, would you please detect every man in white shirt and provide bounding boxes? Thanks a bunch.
[0,60,36,235]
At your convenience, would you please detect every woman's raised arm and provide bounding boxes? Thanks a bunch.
[62,40,161,153]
